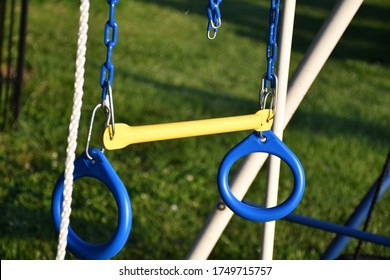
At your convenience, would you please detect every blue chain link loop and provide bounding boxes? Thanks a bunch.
[264,0,280,89]
[207,0,222,39]
[100,0,119,102]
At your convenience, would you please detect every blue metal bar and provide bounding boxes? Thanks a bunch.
[284,211,390,246]
[353,152,390,258]
[282,169,390,259]
[283,211,390,246]
[321,161,390,259]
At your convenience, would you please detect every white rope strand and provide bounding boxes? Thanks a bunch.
[56,0,90,260]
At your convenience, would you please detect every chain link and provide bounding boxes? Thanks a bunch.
[264,0,280,88]
[97,0,119,139]
[259,0,280,117]
[100,0,119,101]
[207,0,222,40]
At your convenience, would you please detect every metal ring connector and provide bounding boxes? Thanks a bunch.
[102,81,115,138]
[260,73,278,114]
[85,103,112,160]
[207,28,218,40]
[210,18,221,29]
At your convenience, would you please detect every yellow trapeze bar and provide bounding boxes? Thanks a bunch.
[103,109,274,150]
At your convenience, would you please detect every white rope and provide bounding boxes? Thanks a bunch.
[56,0,90,260]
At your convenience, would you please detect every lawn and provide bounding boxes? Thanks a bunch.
[0,0,389,259]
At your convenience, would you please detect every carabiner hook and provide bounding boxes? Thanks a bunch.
[85,103,111,160]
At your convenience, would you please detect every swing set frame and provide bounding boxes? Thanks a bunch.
[56,0,389,260]
[186,0,390,260]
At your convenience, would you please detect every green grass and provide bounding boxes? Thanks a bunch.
[0,0,389,259]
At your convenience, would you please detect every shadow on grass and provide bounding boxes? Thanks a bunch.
[134,0,390,65]
[116,71,259,116]
[116,70,389,147]
[0,202,122,259]
[0,169,120,258]
[290,110,390,147]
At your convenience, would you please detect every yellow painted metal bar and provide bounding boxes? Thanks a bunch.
[103,109,273,150]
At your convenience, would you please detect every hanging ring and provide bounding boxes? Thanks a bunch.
[217,131,305,222]
[51,148,132,259]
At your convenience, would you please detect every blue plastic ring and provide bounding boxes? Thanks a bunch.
[218,131,305,222]
[52,148,132,259]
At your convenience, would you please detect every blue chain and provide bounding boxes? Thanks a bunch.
[264,0,280,89]
[207,0,222,39]
[100,0,119,102]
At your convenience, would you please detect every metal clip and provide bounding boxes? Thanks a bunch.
[260,73,278,114]
[259,74,278,139]
[210,17,221,29]
[207,26,218,40]
[207,0,222,40]
[85,103,112,160]
[102,81,115,138]
[207,18,221,40]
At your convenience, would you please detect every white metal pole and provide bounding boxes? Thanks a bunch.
[186,153,269,259]
[186,0,364,260]
[284,0,364,124]
[260,0,296,260]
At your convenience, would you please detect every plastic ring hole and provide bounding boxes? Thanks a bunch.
[70,177,118,244]
[251,156,295,205]
[233,153,296,209]
[271,158,296,205]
